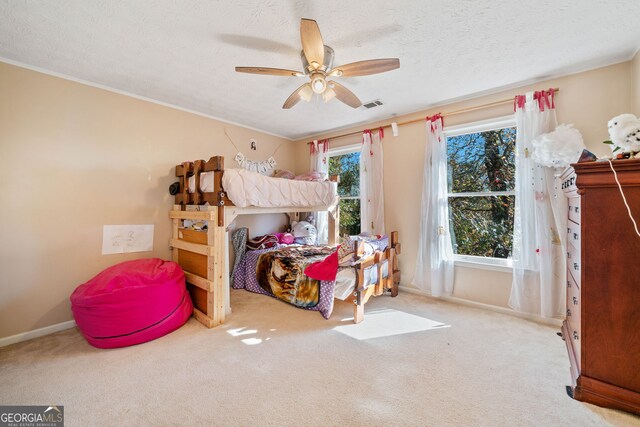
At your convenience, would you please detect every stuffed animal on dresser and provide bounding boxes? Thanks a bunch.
[607,113,640,154]
[291,215,317,245]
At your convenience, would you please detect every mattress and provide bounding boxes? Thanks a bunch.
[188,169,338,208]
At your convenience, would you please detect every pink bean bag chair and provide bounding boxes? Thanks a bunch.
[70,258,193,349]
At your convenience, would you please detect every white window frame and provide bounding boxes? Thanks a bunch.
[443,116,516,271]
[327,144,362,233]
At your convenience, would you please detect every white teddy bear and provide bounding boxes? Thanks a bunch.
[607,113,640,154]
[291,215,317,245]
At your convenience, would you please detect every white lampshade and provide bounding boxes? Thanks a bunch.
[300,84,313,102]
[311,76,327,94]
[322,87,336,102]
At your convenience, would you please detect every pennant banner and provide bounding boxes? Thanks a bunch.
[234,152,277,175]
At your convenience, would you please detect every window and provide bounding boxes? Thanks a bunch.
[445,118,516,263]
[327,146,361,236]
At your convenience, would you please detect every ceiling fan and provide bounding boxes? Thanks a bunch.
[235,18,400,109]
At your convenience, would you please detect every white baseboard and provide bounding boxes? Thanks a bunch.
[399,285,563,328]
[0,320,76,348]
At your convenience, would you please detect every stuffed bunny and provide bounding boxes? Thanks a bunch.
[291,215,317,245]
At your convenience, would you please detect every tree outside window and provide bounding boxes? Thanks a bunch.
[328,150,361,236]
[446,126,516,259]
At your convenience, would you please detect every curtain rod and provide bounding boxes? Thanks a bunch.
[307,87,560,144]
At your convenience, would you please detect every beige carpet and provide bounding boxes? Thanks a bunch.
[1,290,638,427]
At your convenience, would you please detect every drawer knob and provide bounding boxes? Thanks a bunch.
[567,280,571,288]
[573,331,579,340]
[567,309,571,316]
[574,263,579,270]
[573,233,579,240]
[567,251,571,258]
[573,296,578,305]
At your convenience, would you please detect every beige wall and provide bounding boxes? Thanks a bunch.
[632,50,640,114]
[0,62,294,339]
[294,61,634,308]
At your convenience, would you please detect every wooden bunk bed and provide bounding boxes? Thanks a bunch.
[169,155,400,327]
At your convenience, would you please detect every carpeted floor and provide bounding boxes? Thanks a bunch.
[1,289,638,426]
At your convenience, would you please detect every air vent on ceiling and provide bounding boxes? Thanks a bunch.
[362,99,384,109]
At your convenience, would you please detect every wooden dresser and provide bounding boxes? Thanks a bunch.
[560,159,640,415]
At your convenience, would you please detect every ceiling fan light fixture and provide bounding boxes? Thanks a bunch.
[322,87,336,103]
[237,19,399,110]
[311,75,327,94]
[299,84,313,102]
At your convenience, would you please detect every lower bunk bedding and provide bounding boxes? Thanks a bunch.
[232,234,398,320]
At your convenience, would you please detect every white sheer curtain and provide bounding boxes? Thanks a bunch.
[509,90,567,318]
[310,139,329,244]
[413,115,454,297]
[360,129,385,235]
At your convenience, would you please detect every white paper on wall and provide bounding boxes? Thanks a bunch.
[102,225,154,255]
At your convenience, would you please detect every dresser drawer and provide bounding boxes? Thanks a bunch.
[561,171,577,193]
[567,221,581,253]
[568,197,581,224]
[566,277,581,367]
[566,263,580,290]
[567,241,581,280]
[566,274,581,332]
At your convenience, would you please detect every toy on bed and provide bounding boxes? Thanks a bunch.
[291,215,318,245]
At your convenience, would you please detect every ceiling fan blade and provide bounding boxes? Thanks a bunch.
[283,83,312,109]
[300,18,324,70]
[235,67,303,77]
[328,58,400,77]
[328,81,362,108]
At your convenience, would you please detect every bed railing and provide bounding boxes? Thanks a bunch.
[175,155,231,207]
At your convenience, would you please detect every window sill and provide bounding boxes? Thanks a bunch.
[453,257,513,273]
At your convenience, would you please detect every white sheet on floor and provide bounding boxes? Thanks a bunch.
[334,268,357,300]
[189,169,338,208]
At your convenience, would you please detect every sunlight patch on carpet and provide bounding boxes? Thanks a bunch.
[333,309,450,340]
[227,328,274,345]
[227,327,257,337]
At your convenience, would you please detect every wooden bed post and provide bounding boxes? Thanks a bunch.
[390,231,401,297]
[208,206,226,325]
[171,205,181,263]
[328,204,339,246]
[169,206,226,328]
[354,295,364,323]
[328,174,340,246]
[191,160,205,205]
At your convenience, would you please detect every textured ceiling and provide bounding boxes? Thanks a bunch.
[1,0,639,140]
